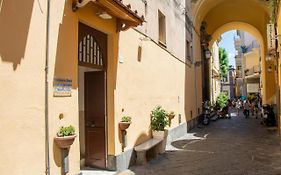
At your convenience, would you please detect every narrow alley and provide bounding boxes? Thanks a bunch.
[3,1,281,174]
[129,112,281,175]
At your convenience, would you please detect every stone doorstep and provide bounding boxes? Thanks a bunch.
[80,169,117,175]
[116,170,135,175]
[80,169,135,175]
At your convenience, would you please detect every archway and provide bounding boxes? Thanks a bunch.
[191,0,276,105]
[210,22,270,102]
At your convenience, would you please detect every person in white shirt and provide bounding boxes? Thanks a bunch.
[236,99,242,116]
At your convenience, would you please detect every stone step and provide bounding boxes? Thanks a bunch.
[80,170,116,175]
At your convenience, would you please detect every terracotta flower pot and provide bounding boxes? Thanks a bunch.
[119,122,131,130]
[54,135,76,149]
[168,114,175,120]
[152,130,168,154]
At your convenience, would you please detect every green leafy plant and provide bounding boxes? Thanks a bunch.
[219,47,229,77]
[150,106,169,131]
[57,125,75,137]
[121,115,132,123]
[216,92,229,109]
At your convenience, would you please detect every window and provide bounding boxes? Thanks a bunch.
[158,10,166,45]
[186,40,191,62]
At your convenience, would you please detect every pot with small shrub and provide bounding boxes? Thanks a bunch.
[167,111,175,127]
[119,115,132,130]
[54,125,76,149]
[150,106,169,153]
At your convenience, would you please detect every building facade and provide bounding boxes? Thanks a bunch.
[234,30,261,98]
[0,0,202,174]
[221,65,236,99]
[210,41,221,104]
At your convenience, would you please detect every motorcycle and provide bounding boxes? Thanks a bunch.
[261,104,276,127]
[202,101,210,125]
[218,105,229,119]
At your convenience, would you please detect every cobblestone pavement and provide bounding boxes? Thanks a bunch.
[129,111,281,175]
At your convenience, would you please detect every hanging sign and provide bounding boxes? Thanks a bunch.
[53,78,72,97]
[267,24,276,51]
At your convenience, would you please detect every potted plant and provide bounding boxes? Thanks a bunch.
[54,125,76,149]
[119,115,132,130]
[150,106,169,153]
[167,111,175,127]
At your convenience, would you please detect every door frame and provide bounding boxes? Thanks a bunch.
[78,21,108,168]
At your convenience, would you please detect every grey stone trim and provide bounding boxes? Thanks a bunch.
[107,148,136,171]
[107,117,199,172]
[167,122,187,145]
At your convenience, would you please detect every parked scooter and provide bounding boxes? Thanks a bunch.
[218,105,229,119]
[261,104,276,127]
[202,101,210,125]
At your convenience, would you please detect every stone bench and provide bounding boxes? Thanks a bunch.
[134,138,163,165]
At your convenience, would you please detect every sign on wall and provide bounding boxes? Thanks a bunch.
[53,78,72,97]
[247,83,259,93]
[267,24,276,51]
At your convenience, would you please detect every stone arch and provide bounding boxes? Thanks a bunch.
[191,0,275,104]
[209,22,266,99]
[192,0,270,32]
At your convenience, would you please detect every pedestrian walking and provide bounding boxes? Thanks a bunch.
[244,99,250,118]
[227,99,232,118]
[236,99,242,116]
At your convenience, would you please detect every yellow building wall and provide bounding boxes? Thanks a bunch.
[114,28,198,153]
[0,1,46,174]
[0,0,119,174]
[193,0,276,104]
[244,49,260,70]
[48,1,119,174]
[276,5,281,133]
[0,0,203,174]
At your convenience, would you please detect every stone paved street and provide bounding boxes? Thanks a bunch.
[128,112,281,175]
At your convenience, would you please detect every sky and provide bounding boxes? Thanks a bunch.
[218,30,237,67]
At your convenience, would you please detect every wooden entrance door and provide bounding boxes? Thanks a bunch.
[85,71,106,168]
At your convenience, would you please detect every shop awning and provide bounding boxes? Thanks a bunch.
[73,0,145,31]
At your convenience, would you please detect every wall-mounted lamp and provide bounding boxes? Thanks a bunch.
[267,65,273,72]
[97,12,112,19]
[205,49,211,59]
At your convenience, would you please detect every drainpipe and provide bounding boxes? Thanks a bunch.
[45,0,51,174]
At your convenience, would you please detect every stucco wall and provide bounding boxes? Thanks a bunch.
[0,0,46,174]
[0,0,202,173]
[276,4,281,132]
[124,0,186,60]
[115,28,189,153]
[48,1,119,174]
[244,49,260,70]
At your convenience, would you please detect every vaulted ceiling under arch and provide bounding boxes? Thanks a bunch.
[192,0,270,43]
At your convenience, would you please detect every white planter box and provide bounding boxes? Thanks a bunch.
[152,130,168,153]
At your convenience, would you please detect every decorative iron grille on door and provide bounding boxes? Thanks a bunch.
[78,34,104,69]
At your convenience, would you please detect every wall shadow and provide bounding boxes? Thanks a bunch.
[53,0,78,90]
[0,0,34,70]
[53,140,62,167]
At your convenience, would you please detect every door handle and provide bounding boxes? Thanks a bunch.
[86,122,96,128]
[90,124,96,128]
